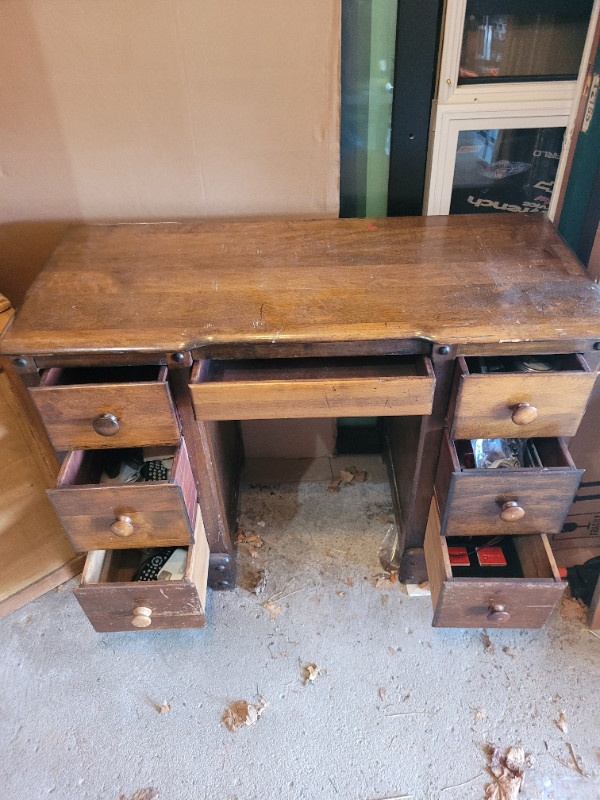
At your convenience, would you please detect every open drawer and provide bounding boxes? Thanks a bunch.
[450,354,597,439]
[74,509,209,632]
[29,364,180,450]
[48,441,197,551]
[189,355,435,420]
[435,431,582,537]
[424,501,565,628]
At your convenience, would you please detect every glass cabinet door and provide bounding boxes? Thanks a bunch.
[450,127,565,214]
[425,0,597,216]
[459,0,594,83]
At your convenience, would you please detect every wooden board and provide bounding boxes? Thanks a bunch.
[0,366,84,617]
[3,216,600,356]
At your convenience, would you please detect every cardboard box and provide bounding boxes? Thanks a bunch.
[241,418,336,459]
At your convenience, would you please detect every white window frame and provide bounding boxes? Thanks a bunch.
[425,0,600,217]
[424,102,571,215]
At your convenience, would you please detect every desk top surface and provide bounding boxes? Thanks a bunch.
[4,214,600,356]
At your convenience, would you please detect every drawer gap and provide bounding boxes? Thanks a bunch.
[86,546,191,585]
[196,355,430,383]
[56,446,178,487]
[40,364,167,387]
[446,535,559,581]
[463,353,589,375]
[446,535,524,579]
[454,437,573,471]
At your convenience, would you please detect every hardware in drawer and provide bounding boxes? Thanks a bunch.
[189,355,435,420]
[450,354,597,439]
[74,508,209,632]
[48,441,197,551]
[424,500,565,628]
[29,364,180,449]
[435,431,582,537]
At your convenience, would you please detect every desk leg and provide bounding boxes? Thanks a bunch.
[168,362,241,589]
[384,347,456,583]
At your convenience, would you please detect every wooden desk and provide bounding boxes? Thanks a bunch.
[3,214,600,631]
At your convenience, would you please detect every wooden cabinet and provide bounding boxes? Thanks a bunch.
[3,215,600,632]
[426,352,597,628]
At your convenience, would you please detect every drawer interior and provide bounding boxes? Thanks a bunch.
[40,364,168,387]
[453,437,575,472]
[81,546,191,586]
[463,353,588,376]
[56,446,179,487]
[193,355,431,384]
[444,535,560,582]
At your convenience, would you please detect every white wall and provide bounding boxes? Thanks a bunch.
[0,1,340,305]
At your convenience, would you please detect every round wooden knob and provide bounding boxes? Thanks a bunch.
[131,606,152,628]
[109,515,134,537]
[487,603,510,622]
[93,412,120,436]
[500,501,525,522]
[510,402,538,426]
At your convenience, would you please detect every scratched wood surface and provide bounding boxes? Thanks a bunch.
[3,215,600,356]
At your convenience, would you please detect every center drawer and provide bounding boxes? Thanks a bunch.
[435,431,583,537]
[29,364,180,450]
[74,509,209,632]
[189,355,435,420]
[425,500,565,629]
[450,354,596,439]
[48,441,197,551]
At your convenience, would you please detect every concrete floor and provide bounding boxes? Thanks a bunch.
[1,467,599,800]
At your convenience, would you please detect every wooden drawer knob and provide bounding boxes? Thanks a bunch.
[109,514,134,537]
[510,402,538,426]
[93,412,120,436]
[500,501,525,522]
[487,603,510,623]
[131,606,152,628]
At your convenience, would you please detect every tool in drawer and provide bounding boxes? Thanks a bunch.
[133,547,188,581]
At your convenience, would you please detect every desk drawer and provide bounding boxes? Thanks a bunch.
[189,356,435,420]
[425,501,565,628]
[30,365,180,450]
[48,442,196,551]
[450,354,596,439]
[74,512,209,632]
[435,431,582,537]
